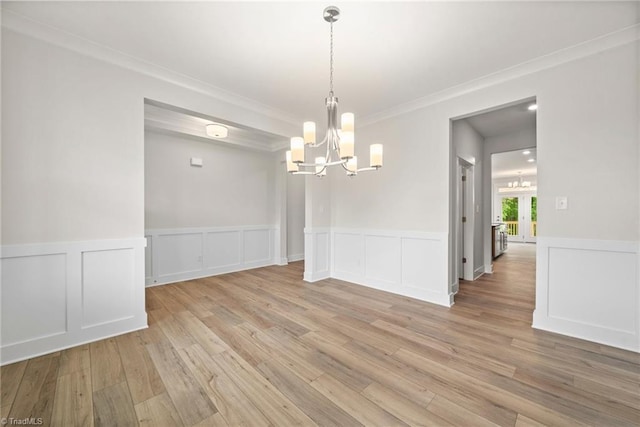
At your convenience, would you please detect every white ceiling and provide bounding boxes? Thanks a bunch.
[3,1,638,125]
[465,102,536,139]
[492,148,537,179]
[461,100,537,178]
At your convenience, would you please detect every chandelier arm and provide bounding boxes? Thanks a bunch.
[308,134,328,148]
[297,159,346,168]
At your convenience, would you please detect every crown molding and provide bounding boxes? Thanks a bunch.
[360,24,640,127]
[1,9,301,127]
[3,9,638,130]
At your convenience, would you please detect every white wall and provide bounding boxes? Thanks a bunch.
[144,131,281,286]
[286,172,305,261]
[327,40,639,351]
[1,28,297,363]
[145,131,276,229]
[452,119,485,281]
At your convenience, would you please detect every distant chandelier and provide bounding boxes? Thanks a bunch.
[508,173,531,188]
[285,6,383,177]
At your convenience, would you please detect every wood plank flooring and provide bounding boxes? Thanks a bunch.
[2,243,639,426]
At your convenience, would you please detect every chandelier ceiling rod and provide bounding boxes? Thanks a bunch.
[285,6,383,177]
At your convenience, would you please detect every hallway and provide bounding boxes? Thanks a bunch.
[456,243,536,324]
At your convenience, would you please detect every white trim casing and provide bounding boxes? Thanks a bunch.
[303,228,331,282]
[331,228,451,307]
[145,226,278,286]
[533,237,639,352]
[1,238,148,365]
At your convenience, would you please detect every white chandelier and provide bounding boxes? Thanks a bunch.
[285,6,383,177]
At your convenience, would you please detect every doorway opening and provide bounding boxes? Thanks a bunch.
[450,98,538,309]
[500,194,537,243]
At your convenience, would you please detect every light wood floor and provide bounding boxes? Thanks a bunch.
[2,244,639,426]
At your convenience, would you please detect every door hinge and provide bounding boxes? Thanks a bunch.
[462,258,467,264]
[461,176,467,182]
[462,217,467,223]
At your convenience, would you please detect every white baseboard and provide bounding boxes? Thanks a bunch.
[145,225,278,286]
[451,280,460,296]
[287,253,304,262]
[473,266,485,280]
[533,237,639,352]
[1,238,148,365]
[484,263,493,274]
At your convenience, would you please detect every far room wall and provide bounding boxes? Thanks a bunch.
[144,131,282,286]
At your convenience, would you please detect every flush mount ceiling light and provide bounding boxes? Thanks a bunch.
[206,123,228,139]
[285,6,383,177]
[528,104,538,111]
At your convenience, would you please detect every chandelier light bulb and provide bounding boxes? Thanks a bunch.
[341,113,355,133]
[290,137,305,163]
[339,132,355,159]
[286,151,299,172]
[303,121,316,145]
[346,156,358,176]
[370,144,383,168]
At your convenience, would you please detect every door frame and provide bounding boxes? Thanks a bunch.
[448,96,538,303]
[456,157,475,281]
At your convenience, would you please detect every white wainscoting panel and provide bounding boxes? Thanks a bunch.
[1,254,68,346]
[331,229,451,307]
[533,237,639,352]
[365,235,401,285]
[304,228,331,282]
[1,238,147,365]
[82,249,135,329]
[145,226,277,286]
[205,231,241,269]
[157,233,203,277]
[244,229,271,266]
[333,232,364,277]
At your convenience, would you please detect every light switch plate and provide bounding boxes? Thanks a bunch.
[555,196,568,210]
[190,157,203,167]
